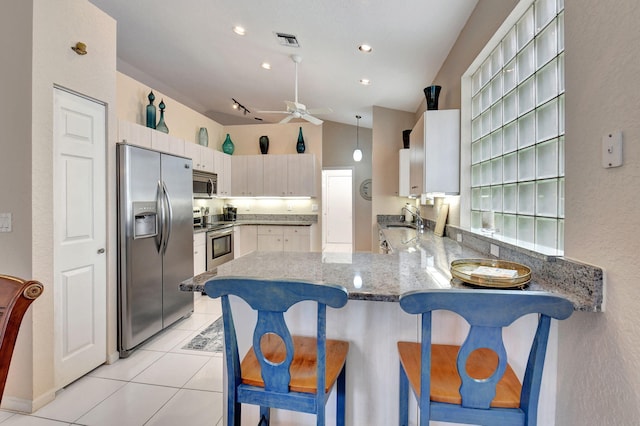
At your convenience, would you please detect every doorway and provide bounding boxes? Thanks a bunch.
[322,169,353,252]
[53,88,107,389]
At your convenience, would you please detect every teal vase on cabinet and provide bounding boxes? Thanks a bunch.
[156,99,169,133]
[146,91,156,129]
[296,127,305,153]
[222,133,234,154]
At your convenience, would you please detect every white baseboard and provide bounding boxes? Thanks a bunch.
[107,350,120,365]
[0,388,56,414]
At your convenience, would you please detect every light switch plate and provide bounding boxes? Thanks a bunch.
[0,213,12,232]
[602,131,623,168]
[490,243,500,257]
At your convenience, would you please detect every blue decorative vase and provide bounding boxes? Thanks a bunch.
[198,127,208,147]
[296,127,305,153]
[222,133,234,154]
[156,99,169,133]
[146,91,156,129]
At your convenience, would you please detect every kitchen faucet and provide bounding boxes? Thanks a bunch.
[402,204,425,233]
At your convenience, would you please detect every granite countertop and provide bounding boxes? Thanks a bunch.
[181,223,596,310]
[194,215,316,233]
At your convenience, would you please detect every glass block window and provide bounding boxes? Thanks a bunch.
[469,0,564,253]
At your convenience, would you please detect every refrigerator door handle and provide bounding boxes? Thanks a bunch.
[161,181,173,255]
[155,180,164,253]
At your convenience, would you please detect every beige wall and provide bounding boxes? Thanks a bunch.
[117,72,224,146]
[557,0,640,423]
[322,120,373,252]
[0,0,117,412]
[371,106,416,251]
[433,0,640,423]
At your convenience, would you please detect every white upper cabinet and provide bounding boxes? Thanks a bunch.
[213,150,232,197]
[287,154,316,197]
[185,143,214,173]
[263,155,289,196]
[409,110,460,195]
[231,155,264,197]
[118,120,151,148]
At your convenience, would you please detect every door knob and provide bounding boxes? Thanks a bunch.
[97,248,105,254]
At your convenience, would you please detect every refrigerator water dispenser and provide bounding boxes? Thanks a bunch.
[133,202,157,239]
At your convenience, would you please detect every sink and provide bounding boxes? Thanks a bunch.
[386,224,415,229]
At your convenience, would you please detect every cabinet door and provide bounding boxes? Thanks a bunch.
[257,234,283,251]
[423,110,460,194]
[185,143,203,170]
[238,225,257,257]
[398,149,411,197]
[221,153,232,196]
[287,154,316,196]
[200,147,215,173]
[263,155,288,196]
[283,226,310,252]
[231,156,247,196]
[246,155,264,197]
[193,232,206,275]
[409,115,425,195]
[118,120,152,148]
[168,136,185,156]
[151,131,171,153]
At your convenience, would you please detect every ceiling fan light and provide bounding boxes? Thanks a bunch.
[353,148,363,162]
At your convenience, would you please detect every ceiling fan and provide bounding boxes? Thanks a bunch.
[259,54,332,125]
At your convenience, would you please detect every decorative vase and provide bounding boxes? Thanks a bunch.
[156,99,169,133]
[423,85,442,110]
[402,129,411,149]
[296,127,305,153]
[222,133,234,155]
[198,127,208,147]
[146,91,156,129]
[259,135,269,154]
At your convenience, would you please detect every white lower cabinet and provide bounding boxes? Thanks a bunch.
[283,226,310,252]
[193,232,206,275]
[235,225,257,258]
[256,225,310,252]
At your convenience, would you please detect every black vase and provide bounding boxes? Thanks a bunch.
[296,127,305,153]
[423,85,442,110]
[402,129,412,149]
[259,135,269,154]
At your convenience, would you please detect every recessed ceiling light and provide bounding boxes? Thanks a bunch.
[261,62,271,70]
[358,44,373,53]
[359,78,371,86]
[232,26,246,36]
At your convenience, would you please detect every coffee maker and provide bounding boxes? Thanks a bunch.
[223,204,237,221]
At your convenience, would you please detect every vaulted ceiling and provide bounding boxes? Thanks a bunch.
[89,0,478,128]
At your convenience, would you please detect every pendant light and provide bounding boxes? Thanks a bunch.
[353,115,363,162]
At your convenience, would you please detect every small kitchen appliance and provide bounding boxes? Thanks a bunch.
[224,204,237,221]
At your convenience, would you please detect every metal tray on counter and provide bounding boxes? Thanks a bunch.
[450,258,531,289]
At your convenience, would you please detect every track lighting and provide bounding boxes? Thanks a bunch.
[231,98,250,115]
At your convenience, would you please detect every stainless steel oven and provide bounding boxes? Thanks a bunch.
[206,225,234,270]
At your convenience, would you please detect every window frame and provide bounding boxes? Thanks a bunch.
[460,0,565,255]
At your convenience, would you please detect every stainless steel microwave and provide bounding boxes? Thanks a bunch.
[193,171,217,198]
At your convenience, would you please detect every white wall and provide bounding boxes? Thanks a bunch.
[0,0,117,412]
[557,0,640,423]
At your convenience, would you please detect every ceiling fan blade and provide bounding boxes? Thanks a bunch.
[257,110,289,114]
[306,107,333,115]
[279,115,295,124]
[302,114,323,125]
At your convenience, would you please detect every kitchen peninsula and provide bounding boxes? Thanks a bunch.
[181,225,602,425]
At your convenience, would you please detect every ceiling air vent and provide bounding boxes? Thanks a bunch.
[275,32,300,48]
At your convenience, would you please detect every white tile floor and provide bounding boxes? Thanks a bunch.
[0,294,225,426]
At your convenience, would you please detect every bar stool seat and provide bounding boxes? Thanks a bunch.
[204,277,349,426]
[397,289,573,426]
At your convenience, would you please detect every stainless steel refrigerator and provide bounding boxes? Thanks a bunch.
[117,143,194,357]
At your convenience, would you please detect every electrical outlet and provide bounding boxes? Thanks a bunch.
[287,203,293,211]
[490,244,500,257]
[311,204,318,212]
[456,233,462,243]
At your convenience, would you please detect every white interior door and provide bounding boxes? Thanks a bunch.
[53,88,107,388]
[322,169,353,252]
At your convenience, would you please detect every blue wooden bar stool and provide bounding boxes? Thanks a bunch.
[397,289,573,426]
[204,277,349,426]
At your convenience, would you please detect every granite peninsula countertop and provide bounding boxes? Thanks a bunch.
[181,223,600,311]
